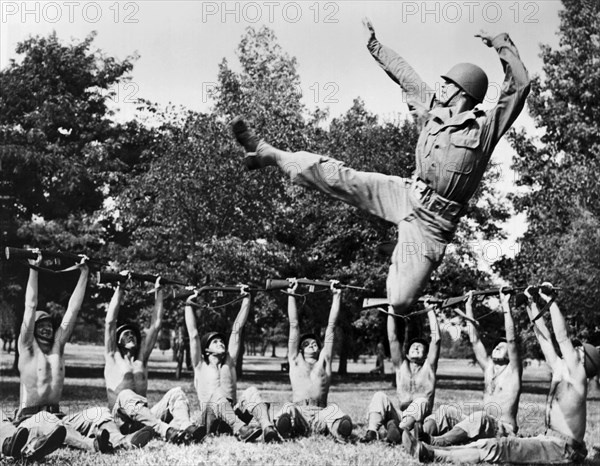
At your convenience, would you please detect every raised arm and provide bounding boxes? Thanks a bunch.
[464,291,490,370]
[499,287,520,369]
[19,251,42,353]
[539,285,579,370]
[363,17,435,128]
[140,279,165,364]
[56,260,89,349]
[477,31,531,152]
[524,286,559,370]
[184,292,202,368]
[105,283,124,357]
[228,286,252,363]
[320,282,342,365]
[425,302,441,369]
[287,279,300,360]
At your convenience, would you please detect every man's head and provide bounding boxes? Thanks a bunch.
[439,63,488,109]
[116,324,142,358]
[200,332,227,363]
[34,311,55,348]
[299,333,322,361]
[407,338,429,365]
[492,338,509,365]
[574,340,600,379]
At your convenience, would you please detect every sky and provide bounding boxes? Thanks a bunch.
[1,0,565,258]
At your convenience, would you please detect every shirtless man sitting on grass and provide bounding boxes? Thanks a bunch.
[10,252,115,456]
[104,278,205,445]
[274,280,353,442]
[184,287,279,443]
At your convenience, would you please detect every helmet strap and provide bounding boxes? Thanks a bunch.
[441,88,462,108]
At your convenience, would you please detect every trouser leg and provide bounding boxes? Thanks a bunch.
[388,219,446,314]
[236,387,273,429]
[204,394,244,434]
[399,397,430,430]
[260,147,412,225]
[423,403,463,437]
[114,389,170,439]
[431,436,576,464]
[366,392,399,431]
[64,406,126,447]
[313,403,352,439]
[432,410,493,446]
[19,412,94,451]
[150,387,193,430]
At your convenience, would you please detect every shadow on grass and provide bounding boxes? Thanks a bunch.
[1,368,569,397]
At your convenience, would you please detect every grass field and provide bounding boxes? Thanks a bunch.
[1,344,599,465]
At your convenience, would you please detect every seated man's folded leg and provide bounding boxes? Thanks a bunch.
[114,389,170,440]
[362,391,399,442]
[399,397,430,431]
[150,387,193,430]
[315,403,353,442]
[237,387,279,442]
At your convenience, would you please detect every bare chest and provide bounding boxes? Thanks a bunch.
[195,363,236,402]
[19,349,64,405]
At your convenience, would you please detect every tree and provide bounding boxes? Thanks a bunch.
[499,0,600,349]
[0,31,139,370]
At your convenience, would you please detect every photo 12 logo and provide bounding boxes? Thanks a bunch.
[201,1,339,24]
[400,1,540,24]
[1,2,140,24]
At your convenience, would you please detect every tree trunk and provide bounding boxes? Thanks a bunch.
[271,341,276,357]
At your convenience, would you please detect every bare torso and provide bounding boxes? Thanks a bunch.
[194,355,236,404]
[396,360,436,410]
[546,360,587,443]
[18,342,65,408]
[105,353,148,410]
[482,361,521,429]
[289,355,330,407]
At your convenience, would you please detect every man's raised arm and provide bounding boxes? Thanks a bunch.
[477,30,531,152]
[363,17,435,128]
[540,285,579,371]
[425,302,441,370]
[184,293,202,368]
[228,286,252,363]
[140,279,165,364]
[500,287,521,370]
[524,286,559,370]
[321,282,342,365]
[465,291,490,370]
[105,283,124,357]
[287,279,300,360]
[19,251,42,353]
[56,260,89,349]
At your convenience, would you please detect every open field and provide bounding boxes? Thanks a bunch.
[2,344,599,465]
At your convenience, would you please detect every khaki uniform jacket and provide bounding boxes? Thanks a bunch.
[367,33,531,205]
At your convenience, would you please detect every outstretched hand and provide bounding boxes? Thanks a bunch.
[475,30,495,47]
[362,17,376,42]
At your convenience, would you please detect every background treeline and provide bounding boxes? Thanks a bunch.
[1,0,598,373]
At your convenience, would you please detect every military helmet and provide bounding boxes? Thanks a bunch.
[441,63,489,103]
